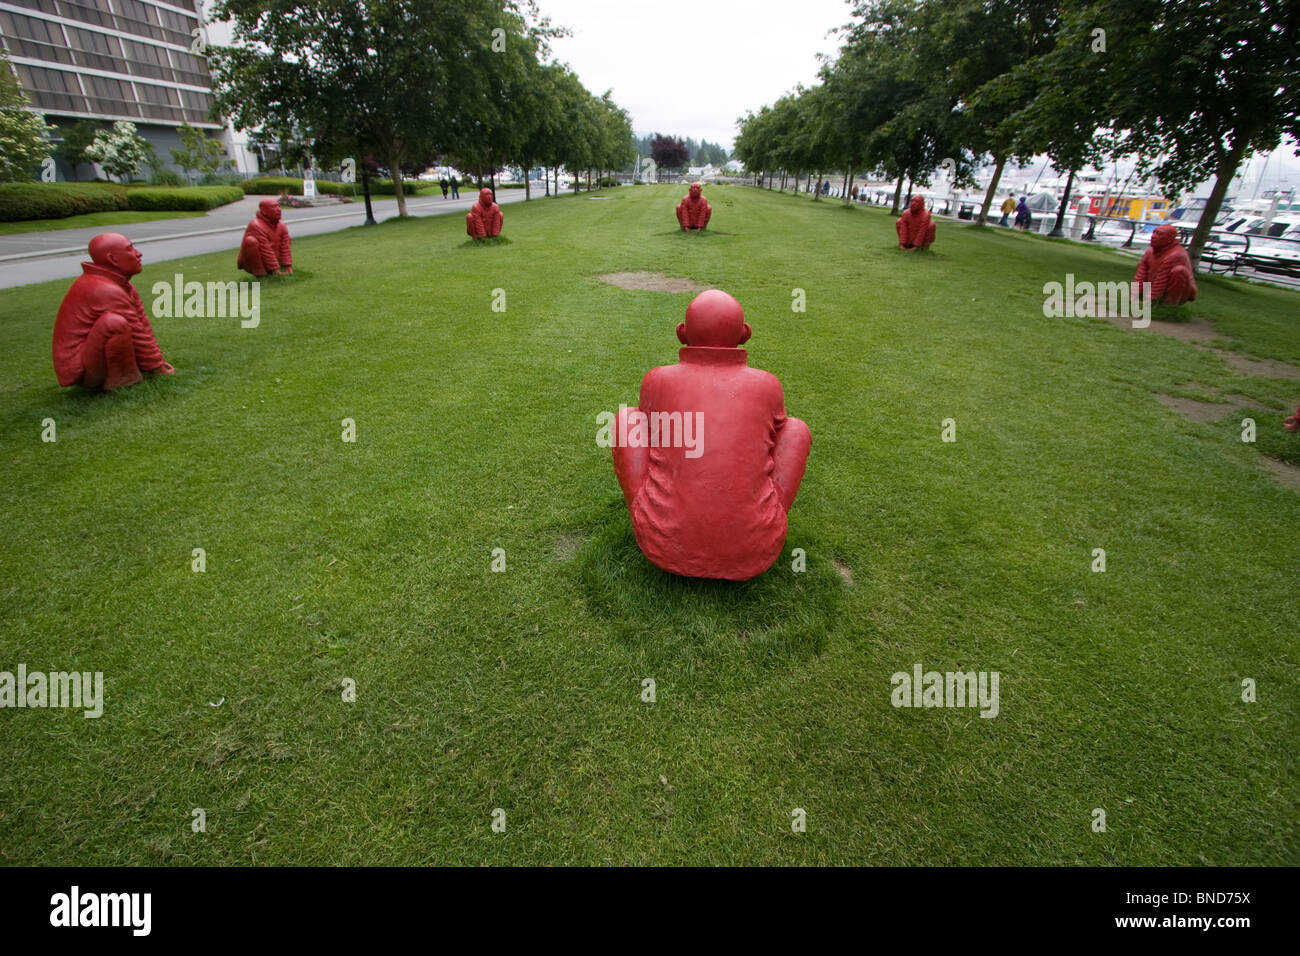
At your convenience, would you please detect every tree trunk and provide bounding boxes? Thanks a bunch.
[1188,141,1248,267]
[361,164,377,226]
[390,154,407,217]
[977,153,1006,226]
[524,166,531,201]
[793,170,800,196]
[1049,168,1076,237]
[891,176,904,215]
[813,170,823,200]
[841,168,850,201]
[844,170,855,206]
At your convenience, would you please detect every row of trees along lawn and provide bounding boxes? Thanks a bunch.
[732,0,1300,267]
[208,0,637,215]
[634,133,731,170]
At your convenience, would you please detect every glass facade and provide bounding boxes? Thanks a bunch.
[0,0,218,127]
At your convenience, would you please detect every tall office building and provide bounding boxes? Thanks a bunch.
[0,0,257,178]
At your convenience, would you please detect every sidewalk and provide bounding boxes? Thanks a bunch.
[0,187,533,289]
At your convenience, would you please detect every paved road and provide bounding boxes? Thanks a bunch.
[0,187,533,289]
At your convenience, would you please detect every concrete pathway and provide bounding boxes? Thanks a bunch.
[0,187,534,289]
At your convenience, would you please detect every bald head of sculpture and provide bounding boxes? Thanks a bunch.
[257,197,282,225]
[910,195,927,215]
[88,232,143,277]
[689,182,703,200]
[1150,223,1179,251]
[676,289,752,348]
[478,187,494,207]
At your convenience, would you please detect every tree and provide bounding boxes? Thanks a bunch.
[1069,0,1300,265]
[211,0,547,218]
[171,122,228,183]
[907,0,1062,224]
[0,53,53,182]
[84,121,151,182]
[650,134,689,171]
[57,120,102,182]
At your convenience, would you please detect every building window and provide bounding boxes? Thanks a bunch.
[14,63,89,113]
[65,24,126,73]
[0,11,74,65]
[83,72,140,117]
[123,38,173,82]
[110,0,163,41]
[56,0,113,30]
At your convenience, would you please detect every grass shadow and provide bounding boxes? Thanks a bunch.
[574,498,843,667]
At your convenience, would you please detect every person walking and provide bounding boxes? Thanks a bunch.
[449,176,460,199]
[1014,196,1032,231]
[999,194,1016,227]
[439,177,449,199]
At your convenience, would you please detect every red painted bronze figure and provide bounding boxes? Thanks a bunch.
[676,182,712,231]
[610,290,811,581]
[896,195,936,250]
[237,198,293,276]
[466,187,503,239]
[1133,223,1197,305]
[52,233,173,390]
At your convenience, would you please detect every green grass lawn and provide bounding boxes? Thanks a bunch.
[1,184,1296,865]
[0,209,206,236]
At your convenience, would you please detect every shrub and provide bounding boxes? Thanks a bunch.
[124,186,244,211]
[149,168,185,186]
[0,182,126,221]
[598,176,620,188]
[241,176,346,196]
[200,172,247,187]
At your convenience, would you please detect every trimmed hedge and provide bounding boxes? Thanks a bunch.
[241,176,346,196]
[0,182,127,222]
[0,183,243,221]
[125,186,244,211]
[240,175,452,197]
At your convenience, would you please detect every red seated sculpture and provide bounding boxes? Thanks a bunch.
[466,187,503,239]
[896,195,936,250]
[237,198,292,276]
[676,182,712,231]
[52,233,173,391]
[610,289,811,581]
[1133,223,1197,305]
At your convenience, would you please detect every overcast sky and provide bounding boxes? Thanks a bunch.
[534,0,1300,191]
[536,0,856,148]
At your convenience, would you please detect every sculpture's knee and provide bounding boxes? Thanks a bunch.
[772,417,811,513]
[1164,265,1196,303]
[238,236,266,276]
[99,314,130,338]
[83,313,139,390]
[611,406,649,504]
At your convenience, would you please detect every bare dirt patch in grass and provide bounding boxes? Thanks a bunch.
[553,532,584,562]
[832,557,855,586]
[1099,312,1218,342]
[1156,394,1236,423]
[597,271,710,293]
[1260,457,1300,491]
[1206,348,1300,381]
